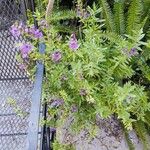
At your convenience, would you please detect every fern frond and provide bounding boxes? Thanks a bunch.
[133,121,150,150]
[138,0,150,33]
[113,0,125,35]
[100,31,126,46]
[99,0,115,32]
[138,58,150,81]
[49,10,76,23]
[143,0,150,15]
[126,0,143,35]
[53,25,77,33]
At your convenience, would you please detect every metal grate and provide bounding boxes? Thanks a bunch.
[0,30,28,80]
[0,0,26,30]
[0,0,43,149]
[0,79,32,115]
[0,48,33,149]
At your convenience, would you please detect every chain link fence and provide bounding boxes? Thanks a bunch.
[0,0,26,30]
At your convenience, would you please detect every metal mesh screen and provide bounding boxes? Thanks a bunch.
[0,30,28,79]
[0,0,40,149]
[0,0,26,30]
[0,79,33,150]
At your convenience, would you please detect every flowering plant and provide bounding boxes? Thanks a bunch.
[10,6,150,134]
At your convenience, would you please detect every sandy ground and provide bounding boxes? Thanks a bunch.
[56,115,144,150]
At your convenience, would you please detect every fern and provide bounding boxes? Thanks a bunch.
[49,9,76,23]
[139,63,150,81]
[143,0,150,16]
[126,0,143,35]
[133,121,150,150]
[113,0,125,35]
[138,52,150,81]
[99,0,115,32]
[47,9,76,33]
[52,25,77,33]
[143,0,150,31]
[101,31,125,44]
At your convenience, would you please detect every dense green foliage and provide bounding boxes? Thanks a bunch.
[18,0,150,149]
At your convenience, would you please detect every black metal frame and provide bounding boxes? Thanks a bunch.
[40,103,56,150]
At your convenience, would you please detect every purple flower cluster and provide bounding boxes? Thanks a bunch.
[10,24,21,37]
[51,51,62,63]
[26,26,43,39]
[50,99,64,107]
[34,29,43,39]
[69,33,79,51]
[10,22,26,37]
[10,22,43,39]
[122,48,138,57]
[129,48,138,57]
[71,104,78,113]
[76,7,90,19]
[20,43,33,59]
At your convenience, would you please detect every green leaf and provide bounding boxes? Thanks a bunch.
[113,0,125,34]
[127,0,143,35]
[99,0,115,32]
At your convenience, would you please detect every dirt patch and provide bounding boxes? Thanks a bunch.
[56,115,144,150]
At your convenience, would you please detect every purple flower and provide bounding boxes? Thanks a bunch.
[122,48,138,57]
[79,89,87,96]
[50,99,64,107]
[76,7,90,19]
[20,43,33,58]
[129,48,138,57]
[28,26,43,38]
[10,25,21,37]
[69,34,79,51]
[33,29,43,39]
[71,105,78,113]
[83,12,90,19]
[76,8,82,17]
[28,26,36,35]
[51,51,62,63]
